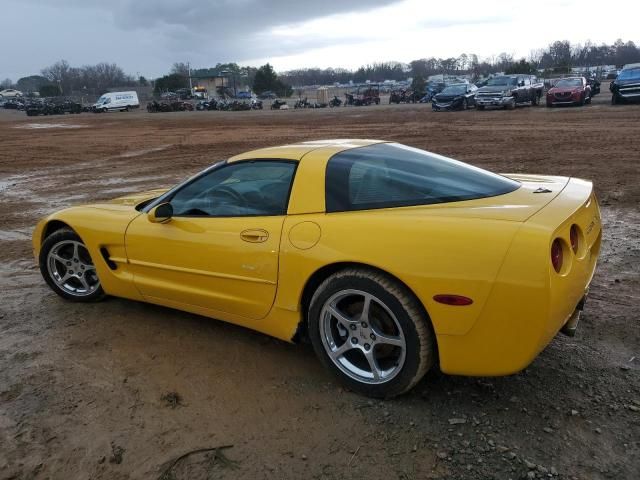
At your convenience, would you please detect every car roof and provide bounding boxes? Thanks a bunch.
[228,139,387,162]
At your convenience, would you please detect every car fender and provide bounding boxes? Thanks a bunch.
[34,206,144,301]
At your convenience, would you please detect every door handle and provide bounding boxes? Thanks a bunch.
[240,229,269,243]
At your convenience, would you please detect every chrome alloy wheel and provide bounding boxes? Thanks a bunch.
[319,289,406,384]
[46,240,100,297]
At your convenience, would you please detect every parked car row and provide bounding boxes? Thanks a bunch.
[427,73,633,111]
[25,98,83,116]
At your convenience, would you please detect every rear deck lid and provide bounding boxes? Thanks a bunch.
[408,174,570,222]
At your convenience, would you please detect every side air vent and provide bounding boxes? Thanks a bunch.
[100,247,117,270]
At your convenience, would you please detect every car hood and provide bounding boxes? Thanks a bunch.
[549,87,581,94]
[434,94,463,102]
[477,86,509,94]
[89,188,168,210]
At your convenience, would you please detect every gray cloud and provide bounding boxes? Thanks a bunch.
[1,0,397,79]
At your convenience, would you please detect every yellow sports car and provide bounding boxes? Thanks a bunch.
[33,140,602,397]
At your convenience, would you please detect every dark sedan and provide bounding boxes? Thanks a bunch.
[432,84,478,111]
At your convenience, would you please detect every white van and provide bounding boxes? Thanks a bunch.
[92,91,139,112]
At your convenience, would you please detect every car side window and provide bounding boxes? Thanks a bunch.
[169,161,296,217]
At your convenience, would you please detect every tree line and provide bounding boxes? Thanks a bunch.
[6,60,145,97]
[280,39,640,86]
[3,38,638,96]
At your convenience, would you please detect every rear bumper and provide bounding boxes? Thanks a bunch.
[436,179,601,376]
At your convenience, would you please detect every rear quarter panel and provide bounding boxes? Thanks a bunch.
[276,208,521,336]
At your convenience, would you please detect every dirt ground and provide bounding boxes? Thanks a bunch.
[0,91,639,480]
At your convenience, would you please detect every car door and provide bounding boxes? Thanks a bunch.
[124,160,297,320]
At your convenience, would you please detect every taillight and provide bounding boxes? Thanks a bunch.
[551,239,563,273]
[570,225,579,253]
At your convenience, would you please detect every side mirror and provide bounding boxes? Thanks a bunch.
[148,202,173,223]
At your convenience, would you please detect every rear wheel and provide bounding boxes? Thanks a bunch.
[308,268,435,398]
[462,98,468,110]
[39,228,105,302]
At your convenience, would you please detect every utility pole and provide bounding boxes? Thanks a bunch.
[188,62,192,90]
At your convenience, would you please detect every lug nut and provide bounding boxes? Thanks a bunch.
[350,324,357,330]
[361,322,368,328]
[66,261,71,266]
[370,333,376,341]
[351,337,358,344]
[364,343,371,351]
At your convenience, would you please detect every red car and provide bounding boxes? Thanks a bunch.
[546,77,592,107]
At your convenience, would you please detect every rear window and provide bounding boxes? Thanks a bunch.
[325,143,520,212]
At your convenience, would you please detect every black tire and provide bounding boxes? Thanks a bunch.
[39,228,106,302]
[462,98,468,110]
[531,94,539,106]
[611,94,618,105]
[476,105,485,111]
[308,268,435,398]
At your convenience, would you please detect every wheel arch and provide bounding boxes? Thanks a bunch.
[41,219,74,244]
[295,262,438,357]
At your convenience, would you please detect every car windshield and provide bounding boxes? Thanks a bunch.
[441,85,466,95]
[487,77,517,86]
[618,68,640,81]
[325,143,520,212]
[556,78,582,88]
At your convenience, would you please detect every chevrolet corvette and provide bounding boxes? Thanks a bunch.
[33,140,602,397]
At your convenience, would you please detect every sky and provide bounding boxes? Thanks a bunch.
[1,0,638,80]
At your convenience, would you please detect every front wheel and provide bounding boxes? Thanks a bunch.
[308,268,435,398]
[39,228,105,302]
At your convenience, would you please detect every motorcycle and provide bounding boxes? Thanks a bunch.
[271,99,287,110]
[329,96,342,108]
[294,97,310,109]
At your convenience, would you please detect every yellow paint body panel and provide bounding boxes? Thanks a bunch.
[33,140,601,376]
